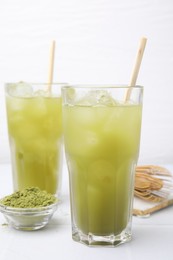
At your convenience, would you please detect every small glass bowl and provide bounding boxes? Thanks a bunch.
[0,201,58,231]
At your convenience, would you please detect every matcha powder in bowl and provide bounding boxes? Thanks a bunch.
[0,187,58,231]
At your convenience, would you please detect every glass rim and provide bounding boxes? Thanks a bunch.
[4,82,68,97]
[5,82,68,86]
[0,200,58,213]
[61,84,143,90]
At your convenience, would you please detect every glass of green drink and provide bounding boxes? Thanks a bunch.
[5,82,66,197]
[62,85,143,246]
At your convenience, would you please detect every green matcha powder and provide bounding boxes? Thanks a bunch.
[0,187,57,208]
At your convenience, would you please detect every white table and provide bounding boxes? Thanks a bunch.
[0,163,173,260]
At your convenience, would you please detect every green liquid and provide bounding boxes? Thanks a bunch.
[6,95,62,194]
[63,104,142,235]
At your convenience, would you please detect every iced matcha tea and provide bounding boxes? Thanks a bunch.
[62,86,143,246]
[5,82,64,195]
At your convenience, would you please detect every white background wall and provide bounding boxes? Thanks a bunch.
[0,0,173,164]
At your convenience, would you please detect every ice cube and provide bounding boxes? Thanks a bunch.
[96,90,117,106]
[34,90,50,97]
[7,82,33,97]
[77,90,117,106]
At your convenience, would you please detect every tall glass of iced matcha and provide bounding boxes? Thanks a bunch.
[62,85,143,246]
[5,82,65,197]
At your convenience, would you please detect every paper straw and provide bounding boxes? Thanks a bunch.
[125,37,147,101]
[47,40,56,91]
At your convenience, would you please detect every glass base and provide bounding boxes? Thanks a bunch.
[72,228,132,247]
